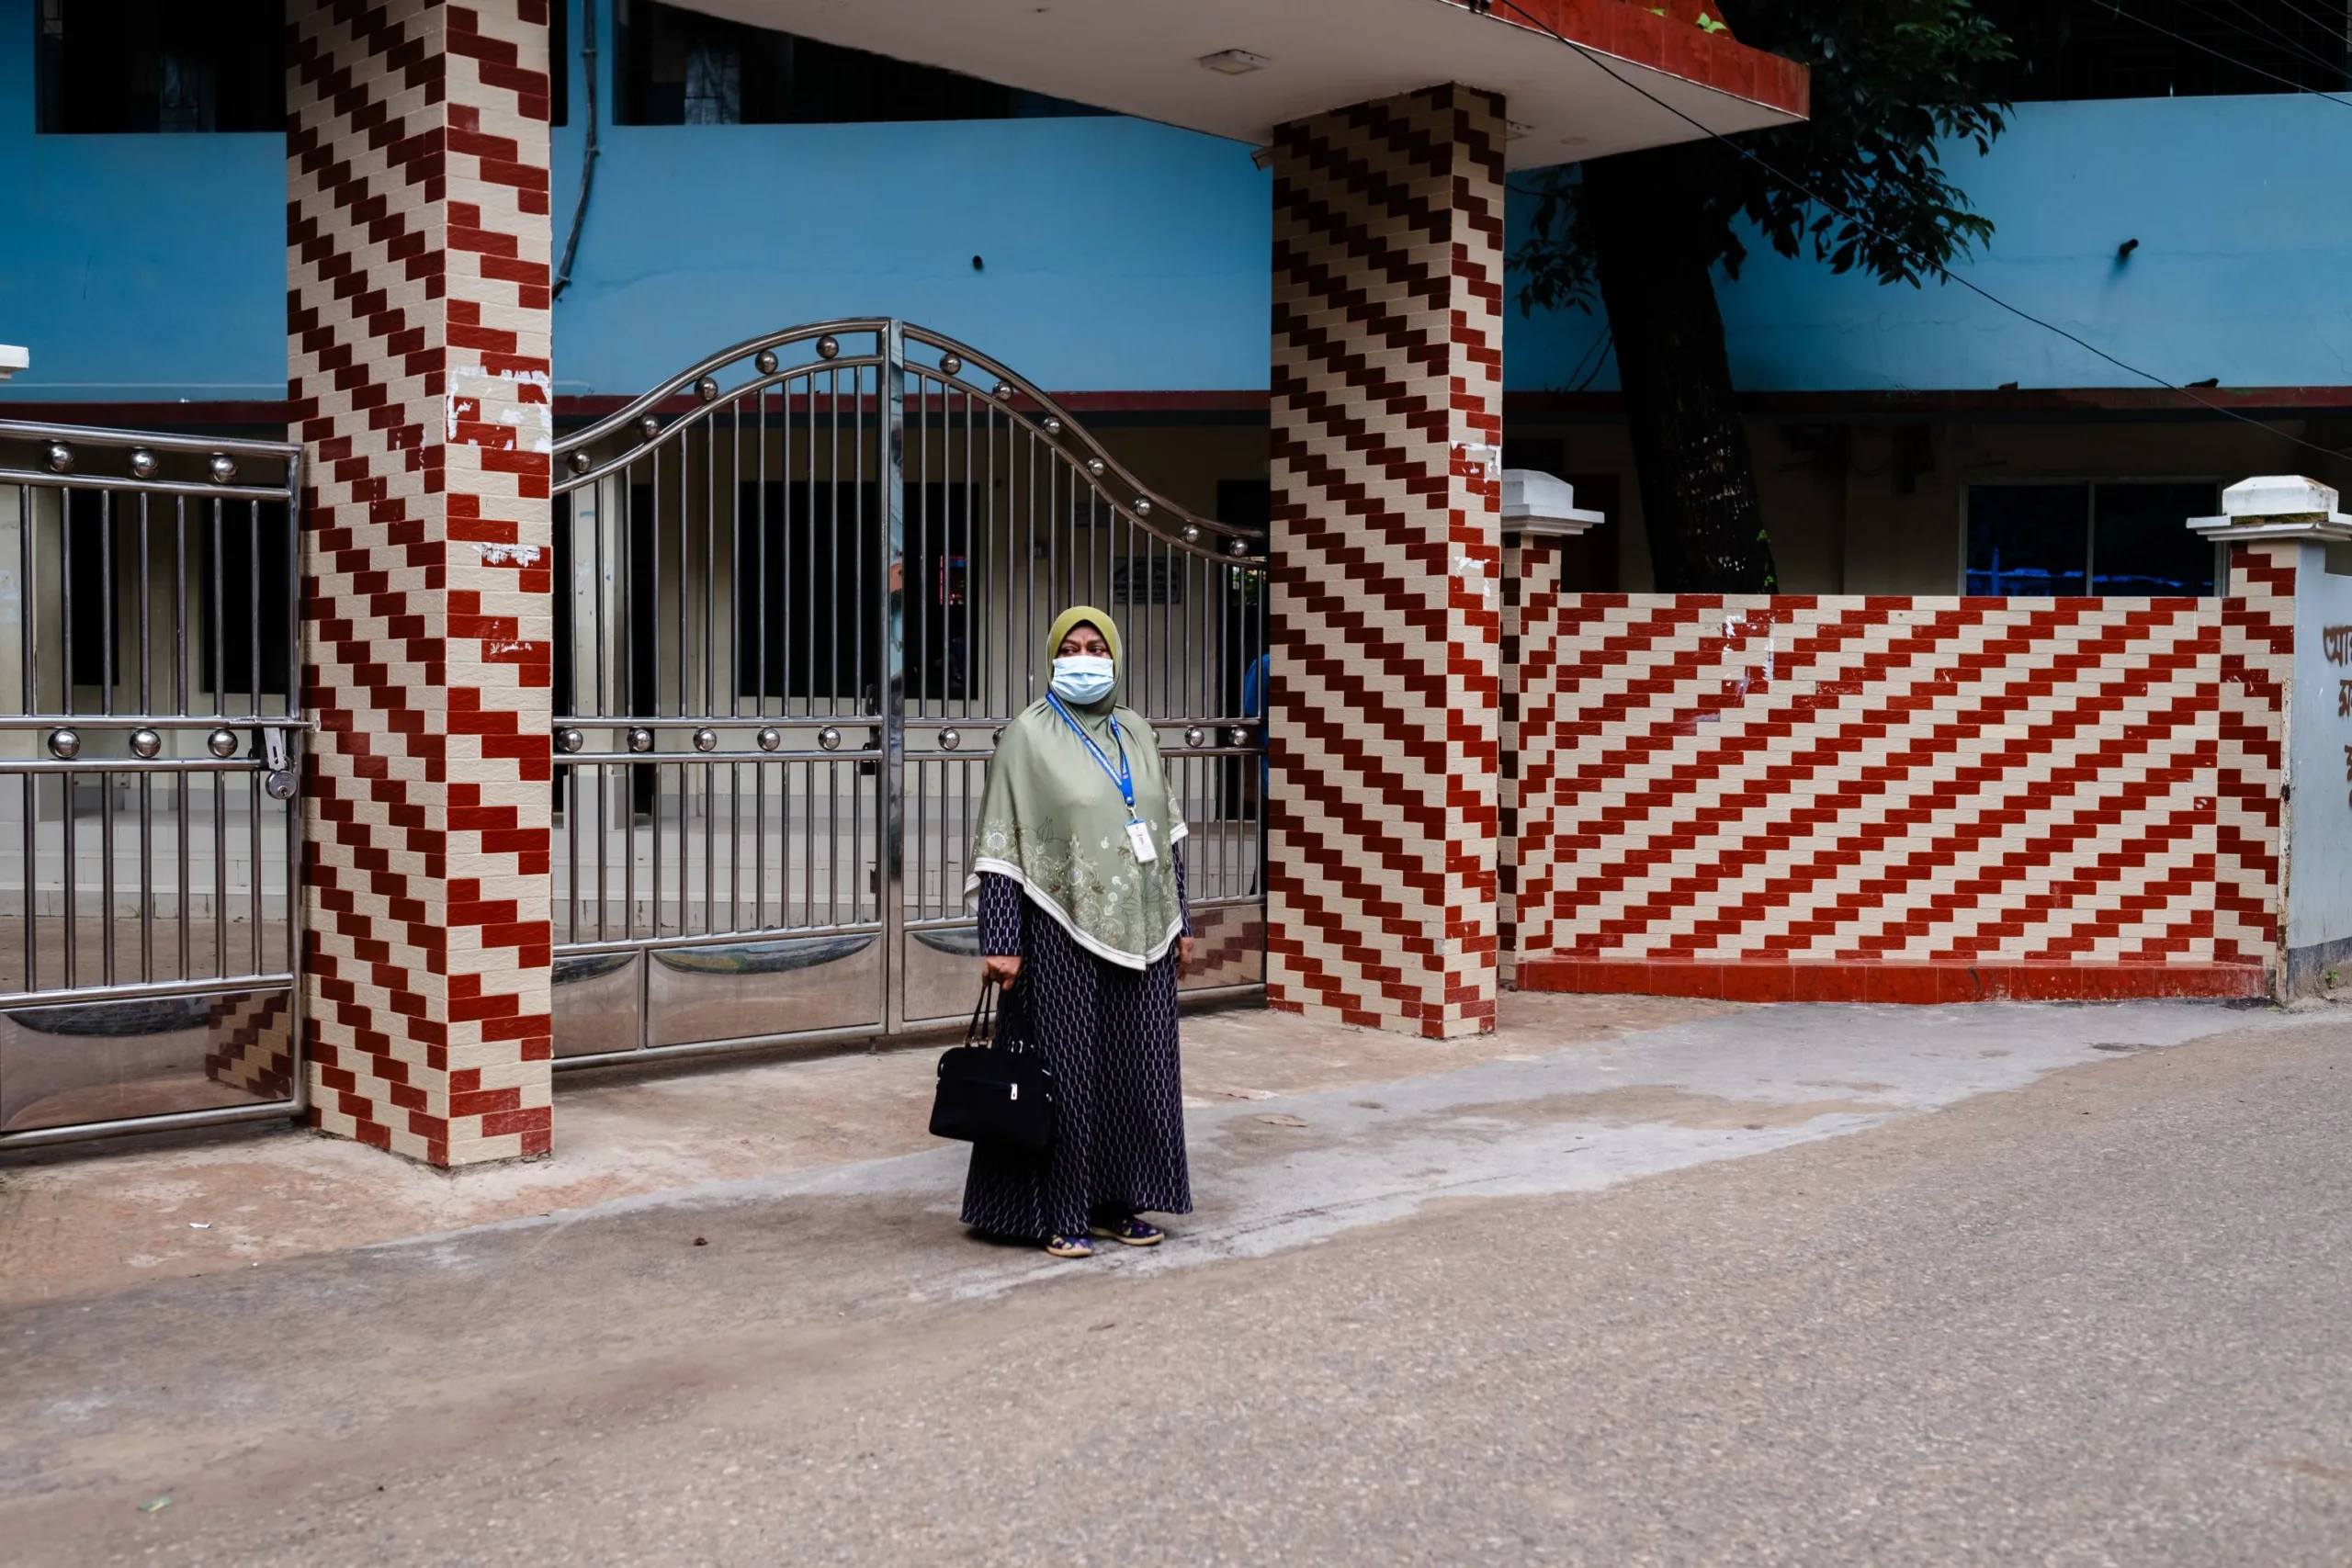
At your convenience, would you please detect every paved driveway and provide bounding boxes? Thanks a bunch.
[5,998,2347,1564]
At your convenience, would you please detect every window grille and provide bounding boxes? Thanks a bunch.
[1112,558,1184,606]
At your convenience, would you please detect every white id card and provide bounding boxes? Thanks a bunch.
[1125,818,1159,863]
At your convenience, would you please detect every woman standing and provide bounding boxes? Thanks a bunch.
[962,605,1195,1258]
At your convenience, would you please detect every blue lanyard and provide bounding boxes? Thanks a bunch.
[1045,693,1136,818]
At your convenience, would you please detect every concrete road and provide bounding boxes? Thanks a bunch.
[6,1000,2352,1565]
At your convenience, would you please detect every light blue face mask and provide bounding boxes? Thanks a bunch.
[1049,655,1115,705]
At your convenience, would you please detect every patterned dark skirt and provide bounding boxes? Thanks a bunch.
[960,897,1193,1242]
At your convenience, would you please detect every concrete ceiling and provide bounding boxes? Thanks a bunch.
[663,0,1810,169]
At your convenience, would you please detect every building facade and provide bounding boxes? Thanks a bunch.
[4,0,2349,1158]
[7,0,2349,592]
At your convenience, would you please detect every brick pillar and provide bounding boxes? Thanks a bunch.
[2203,479,2352,997]
[1265,85,1505,1038]
[288,1,556,1165]
[2217,540,2293,986]
[1498,533,1568,987]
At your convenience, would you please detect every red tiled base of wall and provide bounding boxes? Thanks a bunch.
[1517,956,2269,1003]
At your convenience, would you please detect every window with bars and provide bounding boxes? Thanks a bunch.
[726,480,976,703]
[1964,481,2221,596]
[615,0,1107,125]
[49,491,292,704]
[1110,558,1184,606]
[34,0,285,133]
[33,0,569,131]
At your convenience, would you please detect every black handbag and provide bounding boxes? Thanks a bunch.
[928,979,1057,1152]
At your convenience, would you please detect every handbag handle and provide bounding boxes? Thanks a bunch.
[969,975,1032,1055]
[967,977,997,1048]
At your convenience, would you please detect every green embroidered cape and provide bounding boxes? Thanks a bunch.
[967,693,1188,970]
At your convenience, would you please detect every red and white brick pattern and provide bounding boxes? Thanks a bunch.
[288,0,555,1164]
[2217,543,2295,965]
[1265,84,1506,1039]
[1511,588,2290,999]
[202,991,296,1102]
[1182,904,1266,991]
[1499,536,1569,982]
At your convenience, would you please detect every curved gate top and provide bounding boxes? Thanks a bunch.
[546,320,1268,1064]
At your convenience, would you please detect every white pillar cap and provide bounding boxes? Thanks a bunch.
[1501,469,1606,537]
[2188,474,2352,542]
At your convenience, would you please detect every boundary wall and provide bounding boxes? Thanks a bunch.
[1505,543,2299,1002]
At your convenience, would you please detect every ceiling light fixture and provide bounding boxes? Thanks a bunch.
[1197,49,1269,74]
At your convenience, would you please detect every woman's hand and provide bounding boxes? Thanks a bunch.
[1178,937,1196,974]
[983,954,1023,987]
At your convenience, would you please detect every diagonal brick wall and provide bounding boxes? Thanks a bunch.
[288,0,555,1164]
[1511,583,2290,1002]
[203,991,297,1103]
[1265,84,1506,1039]
[2216,543,2295,977]
[1499,534,1571,986]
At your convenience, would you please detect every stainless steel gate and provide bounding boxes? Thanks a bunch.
[548,321,1265,1065]
[0,421,303,1146]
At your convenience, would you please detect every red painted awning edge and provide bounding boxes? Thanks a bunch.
[1492,0,1811,120]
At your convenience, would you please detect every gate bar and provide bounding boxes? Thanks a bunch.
[543,321,1266,1064]
[880,321,910,1032]
[0,1097,303,1151]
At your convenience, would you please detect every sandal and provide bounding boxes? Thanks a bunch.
[1045,1234,1095,1258]
[1088,1215,1165,1247]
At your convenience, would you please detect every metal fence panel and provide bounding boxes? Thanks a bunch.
[548,321,1266,1065]
[0,421,303,1146]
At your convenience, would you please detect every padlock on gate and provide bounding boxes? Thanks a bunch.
[262,727,298,802]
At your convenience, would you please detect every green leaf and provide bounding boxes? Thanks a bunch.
[1513,0,2013,315]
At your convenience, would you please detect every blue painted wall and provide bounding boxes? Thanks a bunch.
[1510,94,2352,394]
[0,0,1272,403]
[4,0,2347,403]
[545,90,1270,395]
[0,0,287,402]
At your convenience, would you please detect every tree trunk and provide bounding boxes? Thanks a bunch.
[1581,148,1777,592]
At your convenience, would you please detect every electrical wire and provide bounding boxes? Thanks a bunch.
[553,0,602,301]
[2253,0,2352,40]
[1553,324,1612,391]
[2199,0,2352,67]
[2096,0,2352,107]
[2187,0,2352,81]
[1573,331,1616,393]
[1490,0,2352,462]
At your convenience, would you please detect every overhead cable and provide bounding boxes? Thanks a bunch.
[2095,0,2352,107]
[1490,0,2352,462]
[553,0,603,301]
